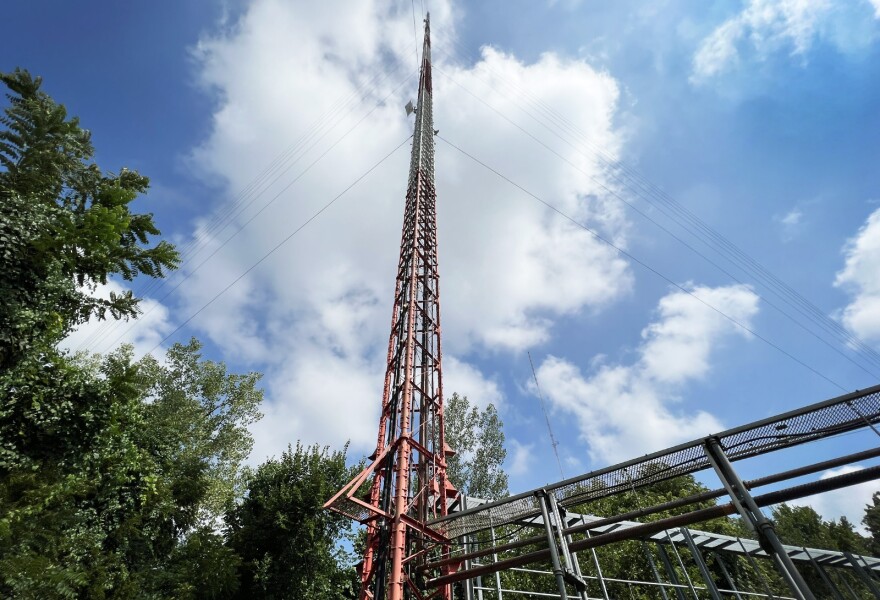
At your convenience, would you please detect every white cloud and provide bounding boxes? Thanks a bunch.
[777,208,804,241]
[173,0,633,458]
[780,208,802,227]
[872,0,880,18]
[507,439,535,477]
[248,341,384,464]
[61,280,173,358]
[691,0,879,82]
[443,355,503,409]
[790,465,878,534]
[534,284,759,464]
[835,207,880,343]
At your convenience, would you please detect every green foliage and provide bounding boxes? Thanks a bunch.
[445,393,508,500]
[0,68,178,371]
[0,68,273,599]
[136,339,264,521]
[864,492,880,556]
[772,503,872,598]
[225,443,359,600]
[0,342,262,599]
[150,528,242,600]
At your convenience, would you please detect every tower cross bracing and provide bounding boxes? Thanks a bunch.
[324,13,457,600]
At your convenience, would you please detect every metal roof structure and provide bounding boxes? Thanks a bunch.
[430,384,880,540]
[512,507,880,573]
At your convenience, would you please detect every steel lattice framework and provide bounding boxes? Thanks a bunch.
[428,384,880,541]
[325,14,456,600]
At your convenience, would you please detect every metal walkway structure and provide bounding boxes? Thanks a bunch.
[429,384,880,542]
[484,500,880,573]
[454,498,880,600]
[421,384,880,600]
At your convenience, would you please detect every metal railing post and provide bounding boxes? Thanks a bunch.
[801,548,843,600]
[704,438,816,600]
[642,541,671,600]
[736,537,777,599]
[714,553,744,600]
[537,490,569,599]
[584,526,610,600]
[680,528,722,600]
[657,543,688,600]
[845,552,880,598]
[488,511,502,600]
[546,494,588,600]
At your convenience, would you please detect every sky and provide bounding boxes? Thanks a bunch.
[4,0,880,532]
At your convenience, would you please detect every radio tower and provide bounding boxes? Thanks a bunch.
[325,14,457,600]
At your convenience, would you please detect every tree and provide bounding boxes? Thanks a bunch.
[225,443,360,600]
[772,504,832,549]
[0,342,262,598]
[864,492,880,556]
[772,503,871,598]
[444,393,508,500]
[0,68,279,599]
[0,68,178,372]
[0,67,179,473]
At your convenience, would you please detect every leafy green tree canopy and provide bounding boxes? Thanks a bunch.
[864,492,880,556]
[0,68,178,370]
[226,442,359,600]
[445,392,509,500]
[0,341,262,599]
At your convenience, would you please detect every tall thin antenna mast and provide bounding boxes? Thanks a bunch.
[528,351,565,480]
[325,14,456,600]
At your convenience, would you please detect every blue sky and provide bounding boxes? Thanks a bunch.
[5,0,880,527]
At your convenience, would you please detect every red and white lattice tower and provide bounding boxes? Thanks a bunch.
[325,14,457,600]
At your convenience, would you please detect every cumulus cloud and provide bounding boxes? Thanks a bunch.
[444,356,503,409]
[61,280,173,358]
[691,0,879,82]
[835,207,880,343]
[534,284,759,464]
[790,465,877,535]
[177,0,632,457]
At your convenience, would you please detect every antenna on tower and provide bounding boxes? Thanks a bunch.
[528,351,565,480]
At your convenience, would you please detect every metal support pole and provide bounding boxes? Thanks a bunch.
[857,553,880,584]
[833,569,861,600]
[845,552,880,598]
[462,497,476,600]
[642,541,671,600]
[547,494,587,599]
[802,549,843,600]
[657,543,688,600]
[667,532,701,600]
[714,553,744,600]
[680,528,722,600]
[704,438,817,600]
[563,532,589,600]
[584,526,610,600]
[488,511,503,600]
[736,538,776,600]
[537,490,569,600]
